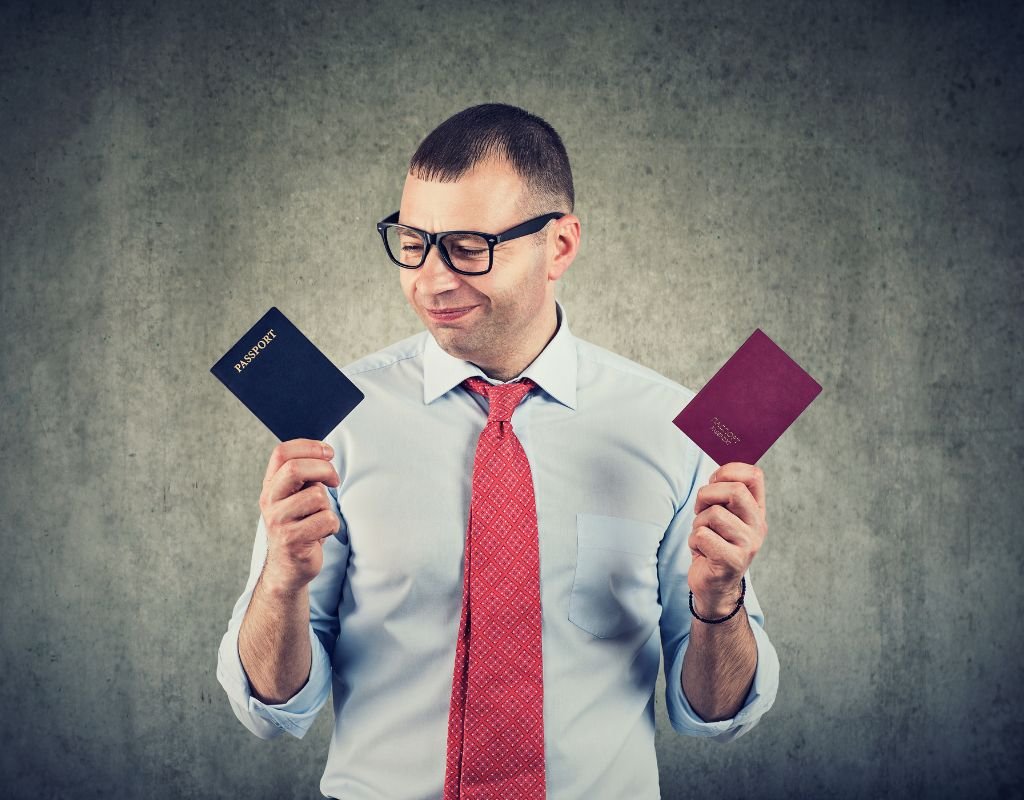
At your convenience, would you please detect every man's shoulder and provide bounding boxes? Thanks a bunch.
[339,330,428,379]
[574,336,697,402]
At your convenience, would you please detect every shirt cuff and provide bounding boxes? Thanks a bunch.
[216,621,332,739]
[664,611,780,742]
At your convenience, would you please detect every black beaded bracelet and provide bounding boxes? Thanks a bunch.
[689,576,746,624]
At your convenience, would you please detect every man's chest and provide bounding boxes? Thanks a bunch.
[334,408,682,639]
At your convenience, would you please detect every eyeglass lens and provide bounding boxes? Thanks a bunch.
[384,226,491,273]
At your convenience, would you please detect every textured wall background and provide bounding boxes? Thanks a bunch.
[1,0,1021,798]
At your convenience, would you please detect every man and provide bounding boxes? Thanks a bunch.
[217,103,779,800]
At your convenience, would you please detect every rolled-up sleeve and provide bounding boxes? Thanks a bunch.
[216,486,350,740]
[657,450,781,742]
[217,619,333,739]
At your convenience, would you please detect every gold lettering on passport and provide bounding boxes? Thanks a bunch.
[710,416,741,445]
[233,328,277,373]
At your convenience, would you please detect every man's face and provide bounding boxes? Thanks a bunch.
[396,156,561,371]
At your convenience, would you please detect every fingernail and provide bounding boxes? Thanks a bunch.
[322,443,334,458]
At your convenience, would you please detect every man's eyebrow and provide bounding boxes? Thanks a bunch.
[400,218,494,232]
[401,220,459,232]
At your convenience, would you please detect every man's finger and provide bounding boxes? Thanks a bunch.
[691,504,749,548]
[262,438,334,485]
[694,481,760,527]
[687,525,740,567]
[710,462,766,513]
[264,458,339,502]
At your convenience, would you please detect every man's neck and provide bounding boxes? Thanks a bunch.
[477,304,560,382]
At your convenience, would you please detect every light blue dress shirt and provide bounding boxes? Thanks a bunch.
[217,300,780,800]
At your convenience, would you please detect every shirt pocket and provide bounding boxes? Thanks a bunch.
[568,512,664,639]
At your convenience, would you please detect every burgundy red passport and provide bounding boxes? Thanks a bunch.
[672,328,822,466]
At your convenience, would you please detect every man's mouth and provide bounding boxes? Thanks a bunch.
[427,305,477,322]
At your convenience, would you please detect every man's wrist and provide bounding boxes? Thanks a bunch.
[691,582,744,620]
[258,569,310,603]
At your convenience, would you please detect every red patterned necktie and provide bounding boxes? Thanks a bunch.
[443,376,547,800]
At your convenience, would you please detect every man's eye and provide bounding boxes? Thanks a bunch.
[452,247,487,257]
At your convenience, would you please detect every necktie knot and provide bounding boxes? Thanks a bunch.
[462,376,537,424]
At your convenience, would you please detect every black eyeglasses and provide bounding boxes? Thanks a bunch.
[375,210,565,276]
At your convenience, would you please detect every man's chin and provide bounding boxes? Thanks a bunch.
[433,328,468,352]
[431,326,479,359]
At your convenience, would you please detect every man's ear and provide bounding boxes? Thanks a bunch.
[548,214,580,280]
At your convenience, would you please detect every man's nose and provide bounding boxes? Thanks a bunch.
[418,244,461,288]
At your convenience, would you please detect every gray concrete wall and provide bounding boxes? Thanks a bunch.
[1,1,1020,798]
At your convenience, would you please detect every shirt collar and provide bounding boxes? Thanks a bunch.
[423,299,578,411]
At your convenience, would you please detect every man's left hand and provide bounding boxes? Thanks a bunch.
[687,462,768,617]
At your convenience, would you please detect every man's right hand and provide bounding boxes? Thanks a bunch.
[258,438,341,595]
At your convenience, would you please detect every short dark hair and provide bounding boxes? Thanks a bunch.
[408,103,575,225]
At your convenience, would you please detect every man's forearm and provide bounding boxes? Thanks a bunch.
[238,571,312,705]
[681,591,757,722]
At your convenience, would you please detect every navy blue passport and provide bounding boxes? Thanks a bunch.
[210,307,364,441]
